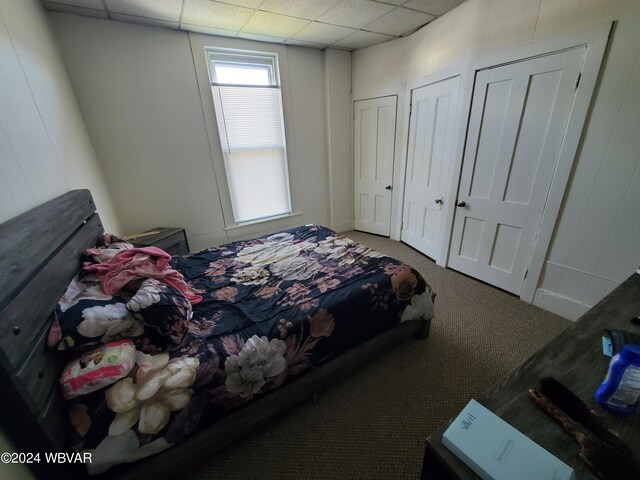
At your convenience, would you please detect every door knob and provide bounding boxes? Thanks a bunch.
[385,185,392,190]
[456,200,466,207]
[434,198,443,205]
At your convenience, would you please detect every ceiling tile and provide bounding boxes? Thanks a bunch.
[181,23,238,37]
[42,0,440,50]
[182,0,254,30]
[215,0,264,7]
[292,22,355,44]
[285,38,326,49]
[110,13,179,29]
[45,0,104,9]
[403,0,465,16]
[242,11,310,38]
[259,0,341,20]
[105,0,183,22]
[43,2,108,18]
[365,6,433,35]
[333,30,393,49]
[236,32,287,43]
[317,0,394,29]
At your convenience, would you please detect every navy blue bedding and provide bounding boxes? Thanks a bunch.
[69,225,435,474]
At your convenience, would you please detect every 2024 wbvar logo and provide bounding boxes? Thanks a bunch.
[1,452,92,464]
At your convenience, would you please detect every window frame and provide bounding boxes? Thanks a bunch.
[204,47,293,226]
[209,51,279,87]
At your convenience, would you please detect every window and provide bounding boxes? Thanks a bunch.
[207,49,292,224]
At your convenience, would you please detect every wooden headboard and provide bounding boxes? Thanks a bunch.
[0,190,103,475]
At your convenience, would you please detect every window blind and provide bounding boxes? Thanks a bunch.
[212,85,291,223]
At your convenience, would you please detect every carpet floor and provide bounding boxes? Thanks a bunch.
[184,231,570,480]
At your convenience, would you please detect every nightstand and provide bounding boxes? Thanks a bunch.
[124,227,190,256]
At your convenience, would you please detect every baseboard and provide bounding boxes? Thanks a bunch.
[532,289,591,321]
[331,218,354,232]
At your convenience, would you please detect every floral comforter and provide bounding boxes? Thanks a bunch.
[71,225,435,474]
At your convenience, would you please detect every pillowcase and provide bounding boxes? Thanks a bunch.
[48,274,144,351]
[48,275,191,351]
[126,279,192,347]
[60,339,136,399]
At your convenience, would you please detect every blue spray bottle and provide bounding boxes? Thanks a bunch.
[595,344,640,414]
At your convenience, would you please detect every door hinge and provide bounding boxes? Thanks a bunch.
[409,102,413,116]
[524,269,528,280]
[575,73,582,90]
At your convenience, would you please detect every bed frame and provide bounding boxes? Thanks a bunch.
[0,190,431,479]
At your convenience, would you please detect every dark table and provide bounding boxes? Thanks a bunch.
[422,273,640,479]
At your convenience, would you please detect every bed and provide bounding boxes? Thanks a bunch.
[0,190,434,479]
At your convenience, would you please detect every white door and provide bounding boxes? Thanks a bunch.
[449,47,586,295]
[401,76,460,261]
[354,96,397,236]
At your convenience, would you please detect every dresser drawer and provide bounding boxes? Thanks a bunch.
[128,227,190,255]
[152,235,189,256]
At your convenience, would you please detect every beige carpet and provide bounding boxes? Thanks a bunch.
[184,231,570,480]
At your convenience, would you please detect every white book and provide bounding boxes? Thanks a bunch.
[441,399,575,480]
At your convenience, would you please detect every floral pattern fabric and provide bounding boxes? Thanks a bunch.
[70,225,435,474]
[49,274,192,352]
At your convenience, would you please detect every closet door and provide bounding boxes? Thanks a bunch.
[353,96,397,236]
[449,47,586,294]
[401,76,460,262]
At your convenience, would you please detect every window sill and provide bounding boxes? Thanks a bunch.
[224,212,302,232]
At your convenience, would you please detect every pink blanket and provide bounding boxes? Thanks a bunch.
[84,246,202,305]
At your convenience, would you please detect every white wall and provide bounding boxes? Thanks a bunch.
[324,48,353,233]
[50,14,352,252]
[0,0,120,233]
[0,1,121,476]
[353,0,640,319]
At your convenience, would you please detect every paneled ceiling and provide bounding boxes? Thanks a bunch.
[41,0,466,50]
